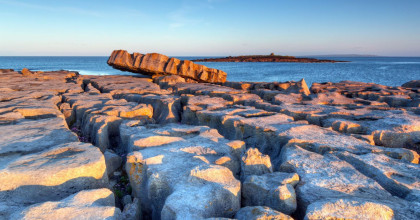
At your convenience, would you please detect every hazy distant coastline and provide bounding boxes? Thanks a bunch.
[191,54,346,63]
[300,54,380,58]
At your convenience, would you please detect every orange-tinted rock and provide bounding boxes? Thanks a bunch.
[139,53,169,74]
[107,50,227,83]
[20,68,33,76]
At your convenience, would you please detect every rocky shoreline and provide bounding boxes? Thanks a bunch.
[191,55,347,63]
[1,68,419,219]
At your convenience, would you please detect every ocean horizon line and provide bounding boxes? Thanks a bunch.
[1,55,420,58]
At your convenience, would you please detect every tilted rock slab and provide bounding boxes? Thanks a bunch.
[108,50,227,83]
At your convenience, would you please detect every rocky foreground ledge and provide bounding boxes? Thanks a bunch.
[0,68,419,219]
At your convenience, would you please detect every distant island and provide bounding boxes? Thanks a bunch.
[191,53,348,63]
[302,54,379,58]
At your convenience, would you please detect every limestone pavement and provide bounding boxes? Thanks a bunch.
[0,68,419,219]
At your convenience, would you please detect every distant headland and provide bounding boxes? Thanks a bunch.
[191,53,348,63]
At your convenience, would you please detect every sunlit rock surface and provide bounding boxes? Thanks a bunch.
[107,50,227,83]
[242,172,299,214]
[235,206,293,220]
[124,124,242,219]
[10,188,121,220]
[304,198,395,220]
[0,68,419,219]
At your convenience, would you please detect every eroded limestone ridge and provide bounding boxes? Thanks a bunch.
[1,68,420,219]
[107,50,228,83]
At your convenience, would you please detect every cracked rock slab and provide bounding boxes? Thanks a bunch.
[10,188,121,220]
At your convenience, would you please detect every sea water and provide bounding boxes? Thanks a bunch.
[0,56,419,87]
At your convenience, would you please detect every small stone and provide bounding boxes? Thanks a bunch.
[242,172,299,215]
[122,195,132,207]
[122,198,142,220]
[241,148,273,180]
[104,150,122,176]
[235,206,293,220]
[21,68,33,76]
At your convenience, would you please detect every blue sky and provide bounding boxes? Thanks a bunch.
[0,0,419,56]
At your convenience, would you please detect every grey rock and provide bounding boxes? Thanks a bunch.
[0,142,108,218]
[10,188,121,220]
[124,124,242,219]
[304,198,395,220]
[104,150,122,176]
[122,198,141,220]
[242,172,299,214]
[235,206,293,220]
[122,195,132,207]
[241,148,273,180]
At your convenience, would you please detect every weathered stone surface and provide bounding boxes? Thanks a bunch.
[83,75,165,96]
[242,172,299,214]
[153,74,187,89]
[235,206,293,220]
[122,198,142,220]
[108,50,227,83]
[1,69,420,219]
[279,144,420,219]
[304,198,394,220]
[122,195,133,207]
[63,92,154,151]
[161,165,241,219]
[10,188,121,220]
[0,118,78,157]
[241,148,273,180]
[104,150,122,176]
[0,142,108,218]
[337,151,420,200]
[118,93,180,123]
[124,123,241,219]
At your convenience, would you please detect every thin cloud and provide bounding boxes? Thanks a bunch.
[168,0,218,29]
[169,8,202,29]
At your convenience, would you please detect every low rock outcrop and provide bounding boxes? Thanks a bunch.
[107,50,227,83]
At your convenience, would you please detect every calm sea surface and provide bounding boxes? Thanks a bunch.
[0,56,419,86]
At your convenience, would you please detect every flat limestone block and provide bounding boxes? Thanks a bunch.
[304,198,394,220]
[0,117,78,157]
[161,165,240,219]
[337,151,420,200]
[10,188,121,220]
[0,142,108,218]
[279,144,420,219]
[279,144,392,211]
